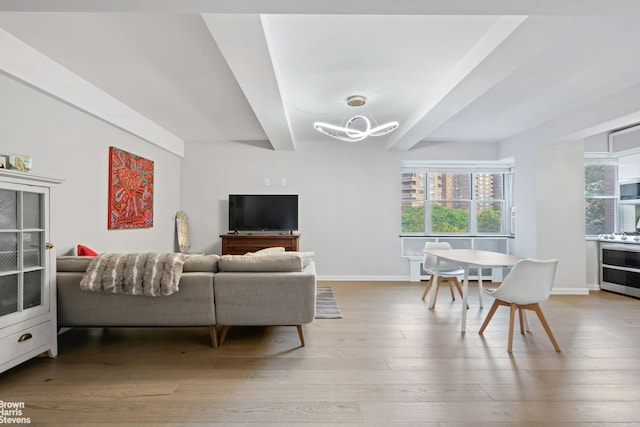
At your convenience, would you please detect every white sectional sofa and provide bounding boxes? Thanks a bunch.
[56,250,316,348]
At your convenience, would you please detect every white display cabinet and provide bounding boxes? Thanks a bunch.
[0,170,63,374]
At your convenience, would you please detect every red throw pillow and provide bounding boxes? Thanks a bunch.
[77,244,98,256]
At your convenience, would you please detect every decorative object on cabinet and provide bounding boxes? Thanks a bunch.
[0,169,63,374]
[0,155,6,169]
[8,154,31,172]
[108,146,154,230]
[176,211,191,254]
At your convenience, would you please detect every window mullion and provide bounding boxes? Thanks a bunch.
[424,173,431,233]
[470,174,476,234]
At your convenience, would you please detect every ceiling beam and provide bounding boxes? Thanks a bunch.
[0,27,185,156]
[202,13,294,151]
[386,16,529,151]
[500,80,640,153]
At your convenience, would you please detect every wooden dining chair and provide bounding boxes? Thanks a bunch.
[421,242,466,307]
[479,258,561,353]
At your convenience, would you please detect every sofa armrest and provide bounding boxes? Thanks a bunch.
[214,270,316,325]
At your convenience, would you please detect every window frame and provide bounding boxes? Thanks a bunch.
[401,162,513,236]
[584,156,618,236]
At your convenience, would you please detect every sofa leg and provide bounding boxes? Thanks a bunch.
[220,326,230,346]
[296,325,305,347]
[208,326,218,348]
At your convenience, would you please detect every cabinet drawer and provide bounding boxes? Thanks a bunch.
[0,321,53,363]
[221,234,300,255]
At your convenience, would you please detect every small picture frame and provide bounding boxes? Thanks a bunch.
[0,155,6,169]
[8,154,32,172]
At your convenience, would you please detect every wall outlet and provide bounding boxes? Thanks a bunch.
[264,178,270,186]
[281,178,287,186]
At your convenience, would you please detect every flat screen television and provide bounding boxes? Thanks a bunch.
[228,194,298,232]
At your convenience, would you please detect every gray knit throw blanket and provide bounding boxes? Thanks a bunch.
[80,253,186,296]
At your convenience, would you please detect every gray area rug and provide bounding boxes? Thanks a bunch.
[315,286,343,319]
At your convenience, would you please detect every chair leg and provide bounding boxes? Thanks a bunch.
[518,308,525,334]
[508,303,517,353]
[480,301,560,353]
[444,278,456,300]
[453,278,463,299]
[219,326,230,346]
[296,325,305,347]
[209,325,218,348]
[433,279,441,306]
[522,310,531,332]
[531,304,561,352]
[479,299,501,334]
[421,275,434,301]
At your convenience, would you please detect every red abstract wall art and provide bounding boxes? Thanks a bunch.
[108,146,154,229]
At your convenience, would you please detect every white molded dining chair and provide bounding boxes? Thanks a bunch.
[478,258,561,353]
[421,242,466,307]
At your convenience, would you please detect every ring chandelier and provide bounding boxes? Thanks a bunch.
[313,95,399,142]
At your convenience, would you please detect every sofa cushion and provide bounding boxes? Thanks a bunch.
[183,254,219,272]
[218,253,303,272]
[57,256,93,272]
[77,244,98,256]
[244,248,315,267]
[287,251,316,267]
[245,246,285,256]
[58,254,220,273]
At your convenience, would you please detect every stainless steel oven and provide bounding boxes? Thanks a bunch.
[600,241,640,298]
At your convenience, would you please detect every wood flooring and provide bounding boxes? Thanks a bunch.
[1,280,640,426]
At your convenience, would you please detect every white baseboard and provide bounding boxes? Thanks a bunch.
[317,275,409,282]
[550,287,590,295]
[317,277,594,295]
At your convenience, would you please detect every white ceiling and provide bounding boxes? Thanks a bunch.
[3,1,640,156]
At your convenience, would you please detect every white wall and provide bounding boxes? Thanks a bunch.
[181,138,500,279]
[535,141,587,291]
[585,240,600,289]
[0,74,181,255]
[511,143,538,257]
[618,152,640,180]
[501,138,588,293]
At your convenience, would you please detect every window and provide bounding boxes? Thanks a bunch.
[584,159,617,235]
[401,164,512,235]
[430,173,471,232]
[401,172,425,233]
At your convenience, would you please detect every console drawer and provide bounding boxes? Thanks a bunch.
[0,321,53,363]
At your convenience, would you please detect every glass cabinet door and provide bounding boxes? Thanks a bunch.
[0,185,47,322]
[22,191,44,310]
